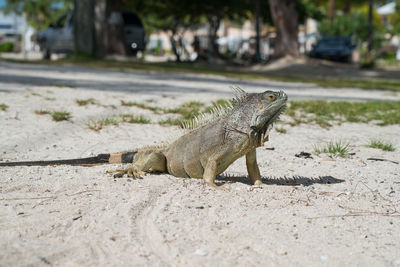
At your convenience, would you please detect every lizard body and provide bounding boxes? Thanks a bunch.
[1,87,287,188]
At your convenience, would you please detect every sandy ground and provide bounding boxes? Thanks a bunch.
[0,61,400,266]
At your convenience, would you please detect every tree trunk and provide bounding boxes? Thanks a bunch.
[74,0,126,58]
[208,16,221,58]
[328,0,336,21]
[169,29,181,62]
[74,0,94,55]
[105,0,127,55]
[343,1,351,14]
[366,0,374,65]
[268,0,299,58]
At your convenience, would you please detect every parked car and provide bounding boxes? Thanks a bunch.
[38,11,145,59]
[309,36,354,62]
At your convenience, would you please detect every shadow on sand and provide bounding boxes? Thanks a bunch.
[217,175,345,186]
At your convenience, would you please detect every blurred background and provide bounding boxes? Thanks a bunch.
[0,0,399,68]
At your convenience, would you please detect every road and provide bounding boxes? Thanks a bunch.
[0,61,399,102]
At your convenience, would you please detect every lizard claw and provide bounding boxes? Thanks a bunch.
[126,166,145,178]
[205,182,229,191]
[253,180,264,186]
[108,166,145,179]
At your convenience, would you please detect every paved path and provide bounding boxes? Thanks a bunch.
[0,61,399,102]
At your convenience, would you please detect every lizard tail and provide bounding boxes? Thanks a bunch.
[0,152,137,167]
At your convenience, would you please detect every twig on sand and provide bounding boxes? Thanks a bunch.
[367,158,399,164]
[350,181,390,202]
[307,211,400,220]
[65,189,101,196]
[0,196,55,201]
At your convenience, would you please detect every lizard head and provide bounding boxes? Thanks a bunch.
[249,90,288,141]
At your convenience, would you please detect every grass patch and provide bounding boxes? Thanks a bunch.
[159,117,183,126]
[76,98,96,106]
[34,110,71,121]
[121,100,161,113]
[39,58,400,91]
[202,99,232,113]
[366,139,395,152]
[120,114,151,124]
[31,92,41,96]
[275,127,287,134]
[287,100,400,127]
[87,114,151,131]
[51,111,71,121]
[166,101,204,120]
[314,140,350,158]
[0,104,9,111]
[34,109,51,115]
[5,56,400,91]
[45,97,56,101]
[87,117,119,131]
[159,100,232,127]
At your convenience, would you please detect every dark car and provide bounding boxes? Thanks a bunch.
[309,36,354,62]
[38,11,145,59]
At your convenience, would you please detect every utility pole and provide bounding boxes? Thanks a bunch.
[22,12,27,60]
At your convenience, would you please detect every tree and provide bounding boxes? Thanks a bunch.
[74,0,126,58]
[2,0,73,31]
[388,0,400,37]
[318,4,384,45]
[128,0,254,61]
[126,0,204,62]
[268,0,299,58]
[73,0,94,56]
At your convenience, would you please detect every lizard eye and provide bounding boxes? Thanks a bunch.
[266,94,275,101]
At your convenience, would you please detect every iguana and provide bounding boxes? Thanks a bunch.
[0,87,287,188]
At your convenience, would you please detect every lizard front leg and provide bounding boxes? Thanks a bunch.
[245,149,263,185]
[203,159,227,189]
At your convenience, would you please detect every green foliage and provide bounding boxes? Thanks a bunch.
[166,101,204,120]
[51,58,400,91]
[275,127,287,134]
[319,8,384,46]
[35,109,51,115]
[87,113,151,131]
[120,114,151,124]
[0,42,14,52]
[297,0,325,23]
[287,100,400,127]
[51,111,71,121]
[35,109,71,121]
[120,100,161,113]
[314,140,350,157]
[35,109,70,121]
[76,98,96,106]
[366,139,395,152]
[388,0,400,36]
[0,104,9,111]
[159,117,183,126]
[1,0,73,31]
[87,117,119,131]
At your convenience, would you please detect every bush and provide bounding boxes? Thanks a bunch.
[0,42,14,52]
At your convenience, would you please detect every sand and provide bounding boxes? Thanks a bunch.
[0,61,399,266]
